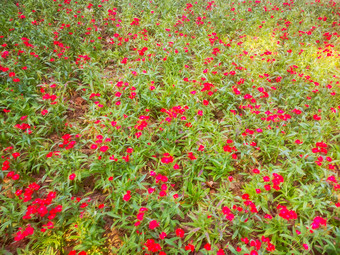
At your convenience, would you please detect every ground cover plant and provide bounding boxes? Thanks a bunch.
[0,0,340,254]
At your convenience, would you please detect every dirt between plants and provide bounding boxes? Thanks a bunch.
[66,95,88,124]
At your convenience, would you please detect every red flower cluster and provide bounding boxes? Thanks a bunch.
[14,123,32,133]
[160,105,189,123]
[312,141,328,154]
[144,239,162,253]
[149,220,159,230]
[222,206,235,221]
[68,251,87,255]
[13,183,62,241]
[23,193,62,220]
[161,153,174,164]
[277,205,297,221]
[311,216,327,229]
[14,225,34,241]
[263,173,284,191]
[123,190,131,201]
[59,134,76,150]
[15,182,40,202]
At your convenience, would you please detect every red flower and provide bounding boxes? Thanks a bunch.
[123,190,131,201]
[149,220,159,230]
[198,145,205,151]
[159,232,167,239]
[242,194,250,200]
[159,190,167,197]
[12,152,20,158]
[265,214,273,219]
[217,249,225,255]
[264,185,271,191]
[100,145,109,152]
[185,244,195,252]
[175,228,185,238]
[204,243,211,251]
[41,109,48,115]
[161,153,174,164]
[69,173,76,180]
[263,176,270,182]
[144,239,161,252]
[313,114,321,121]
[188,152,197,160]
[252,168,260,174]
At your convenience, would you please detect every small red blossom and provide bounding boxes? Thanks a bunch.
[123,190,131,201]
[204,243,211,251]
[149,220,159,230]
[175,228,185,238]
